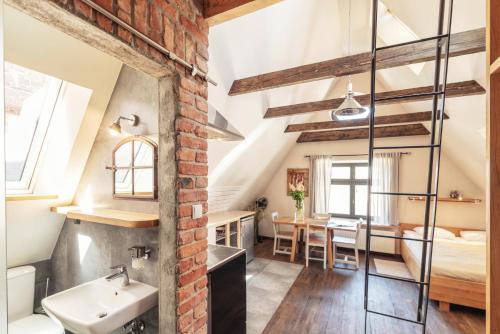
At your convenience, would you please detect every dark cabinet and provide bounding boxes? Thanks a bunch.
[208,247,246,334]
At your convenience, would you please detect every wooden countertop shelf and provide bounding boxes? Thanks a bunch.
[50,206,159,228]
[408,196,482,204]
[207,210,255,228]
[7,194,58,201]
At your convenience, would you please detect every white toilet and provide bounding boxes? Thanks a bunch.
[7,266,64,334]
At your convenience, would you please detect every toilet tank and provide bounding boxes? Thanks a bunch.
[7,266,36,322]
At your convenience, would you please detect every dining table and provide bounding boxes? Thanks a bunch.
[272,216,358,269]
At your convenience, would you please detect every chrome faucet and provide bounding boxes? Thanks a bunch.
[106,264,130,287]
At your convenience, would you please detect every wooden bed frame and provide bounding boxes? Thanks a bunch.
[399,223,486,311]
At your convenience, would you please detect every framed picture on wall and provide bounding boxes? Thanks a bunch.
[287,168,309,197]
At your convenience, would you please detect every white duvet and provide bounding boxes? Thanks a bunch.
[403,231,486,283]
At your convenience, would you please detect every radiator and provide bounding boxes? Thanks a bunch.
[336,228,397,254]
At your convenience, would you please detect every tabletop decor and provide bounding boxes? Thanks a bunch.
[449,190,463,200]
[289,181,305,221]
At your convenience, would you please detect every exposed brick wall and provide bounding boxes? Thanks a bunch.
[47,1,209,333]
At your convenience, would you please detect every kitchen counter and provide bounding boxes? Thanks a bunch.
[206,211,255,250]
[207,244,246,273]
[206,210,255,228]
[207,244,246,334]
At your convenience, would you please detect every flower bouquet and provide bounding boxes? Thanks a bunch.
[289,181,305,221]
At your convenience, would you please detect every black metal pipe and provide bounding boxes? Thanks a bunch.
[80,0,217,85]
[422,0,455,328]
[375,33,449,51]
[417,0,448,328]
[375,91,444,103]
[371,192,436,197]
[377,34,449,52]
[369,234,433,243]
[368,272,428,285]
[304,152,410,158]
[364,1,379,330]
[366,309,424,325]
[373,144,441,150]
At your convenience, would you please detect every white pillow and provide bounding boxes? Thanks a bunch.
[460,231,486,242]
[413,226,456,240]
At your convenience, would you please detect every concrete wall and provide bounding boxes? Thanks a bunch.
[72,65,159,213]
[31,260,51,311]
[51,221,159,334]
[50,65,163,333]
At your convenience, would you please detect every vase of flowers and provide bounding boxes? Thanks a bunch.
[289,181,305,221]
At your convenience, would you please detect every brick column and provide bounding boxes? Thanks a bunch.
[174,75,209,334]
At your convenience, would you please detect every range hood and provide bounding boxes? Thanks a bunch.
[207,104,244,141]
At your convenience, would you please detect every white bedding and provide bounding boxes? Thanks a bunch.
[403,231,486,283]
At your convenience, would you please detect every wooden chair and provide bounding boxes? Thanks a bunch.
[332,221,362,269]
[305,221,328,269]
[272,212,295,256]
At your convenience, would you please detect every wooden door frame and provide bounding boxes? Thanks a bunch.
[487,1,500,332]
[0,1,7,333]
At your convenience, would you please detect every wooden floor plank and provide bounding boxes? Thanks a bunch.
[254,239,485,334]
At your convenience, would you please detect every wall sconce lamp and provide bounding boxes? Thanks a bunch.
[108,114,139,136]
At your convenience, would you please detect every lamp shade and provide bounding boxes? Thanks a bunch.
[108,121,121,136]
[331,81,370,121]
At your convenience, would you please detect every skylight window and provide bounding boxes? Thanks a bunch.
[377,1,425,75]
[5,62,62,193]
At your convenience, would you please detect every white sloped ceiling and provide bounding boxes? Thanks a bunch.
[5,6,122,267]
[207,0,486,209]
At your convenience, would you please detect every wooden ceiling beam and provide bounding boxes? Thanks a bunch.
[204,0,283,26]
[229,28,485,95]
[285,111,449,132]
[265,80,485,118]
[296,124,430,143]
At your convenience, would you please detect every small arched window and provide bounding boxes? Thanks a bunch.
[107,135,158,200]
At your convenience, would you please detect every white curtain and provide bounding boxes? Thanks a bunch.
[371,153,400,225]
[309,155,334,216]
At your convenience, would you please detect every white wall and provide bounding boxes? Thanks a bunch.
[207,0,487,223]
[207,0,348,211]
[5,6,122,267]
[258,136,486,238]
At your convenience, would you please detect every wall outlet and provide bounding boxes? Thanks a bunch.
[192,204,203,219]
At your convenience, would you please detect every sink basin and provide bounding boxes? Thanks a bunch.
[42,277,158,334]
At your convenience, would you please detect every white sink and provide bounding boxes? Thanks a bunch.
[42,277,158,334]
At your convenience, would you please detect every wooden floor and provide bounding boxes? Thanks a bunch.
[254,239,485,334]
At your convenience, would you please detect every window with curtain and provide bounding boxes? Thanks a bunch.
[309,155,334,215]
[371,153,400,225]
[329,162,368,219]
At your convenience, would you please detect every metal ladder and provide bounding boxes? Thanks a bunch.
[364,0,454,333]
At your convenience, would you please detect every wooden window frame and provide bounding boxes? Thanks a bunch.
[330,162,368,219]
[109,135,158,201]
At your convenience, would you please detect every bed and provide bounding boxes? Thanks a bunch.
[399,223,486,311]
